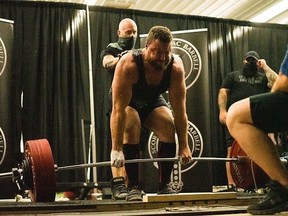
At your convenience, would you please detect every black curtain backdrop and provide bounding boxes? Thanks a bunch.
[0,2,90,188]
[0,1,287,196]
[0,18,17,198]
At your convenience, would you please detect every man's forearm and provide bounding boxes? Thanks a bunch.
[218,91,227,111]
[218,101,227,111]
[110,110,126,151]
[263,65,278,88]
[103,56,119,70]
[174,114,189,149]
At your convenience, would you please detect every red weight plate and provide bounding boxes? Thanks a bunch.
[25,139,56,202]
[230,140,269,190]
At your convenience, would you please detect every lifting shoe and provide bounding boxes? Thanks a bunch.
[157,184,178,195]
[110,177,128,200]
[126,186,143,201]
[247,181,288,215]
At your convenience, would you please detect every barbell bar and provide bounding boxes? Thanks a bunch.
[0,157,243,177]
[57,156,242,171]
[0,155,243,178]
[0,171,14,179]
[0,139,246,202]
[0,153,243,178]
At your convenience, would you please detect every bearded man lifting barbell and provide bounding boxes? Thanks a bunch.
[110,25,192,201]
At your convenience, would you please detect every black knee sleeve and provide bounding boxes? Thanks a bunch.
[123,144,140,188]
[157,141,176,189]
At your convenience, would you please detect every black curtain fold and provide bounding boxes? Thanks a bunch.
[0,2,90,184]
[0,2,287,192]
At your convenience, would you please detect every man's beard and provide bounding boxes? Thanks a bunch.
[147,57,170,71]
[243,62,258,77]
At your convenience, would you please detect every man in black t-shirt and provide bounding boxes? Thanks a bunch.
[218,51,278,191]
[100,18,137,79]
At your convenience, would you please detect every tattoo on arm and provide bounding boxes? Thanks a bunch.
[264,66,278,88]
[218,89,228,111]
[218,102,227,110]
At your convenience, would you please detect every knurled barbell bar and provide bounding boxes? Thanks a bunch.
[57,156,242,171]
[0,139,247,202]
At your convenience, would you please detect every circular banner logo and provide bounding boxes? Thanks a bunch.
[0,37,7,77]
[0,127,7,165]
[148,121,203,172]
[172,38,202,89]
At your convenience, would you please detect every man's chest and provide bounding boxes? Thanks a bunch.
[144,69,165,86]
[236,75,265,84]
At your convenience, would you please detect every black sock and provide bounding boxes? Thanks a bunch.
[123,144,140,188]
[157,141,176,189]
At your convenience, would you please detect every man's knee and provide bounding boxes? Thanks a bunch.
[226,108,236,134]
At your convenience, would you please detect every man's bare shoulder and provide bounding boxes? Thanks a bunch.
[171,54,185,73]
[115,52,138,83]
[118,52,137,70]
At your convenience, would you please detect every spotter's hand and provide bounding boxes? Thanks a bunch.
[118,50,129,59]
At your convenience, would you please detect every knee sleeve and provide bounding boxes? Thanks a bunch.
[157,141,176,189]
[123,144,140,187]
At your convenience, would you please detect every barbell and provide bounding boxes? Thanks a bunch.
[0,139,248,202]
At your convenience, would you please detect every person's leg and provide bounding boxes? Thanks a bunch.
[227,98,288,186]
[223,127,236,191]
[123,145,140,186]
[226,96,288,214]
[157,141,176,193]
[225,146,237,190]
[138,127,150,187]
[145,106,177,194]
[122,106,143,201]
[111,167,126,181]
[111,106,141,200]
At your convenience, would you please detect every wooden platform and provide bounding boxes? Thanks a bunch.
[143,192,236,202]
[0,192,266,215]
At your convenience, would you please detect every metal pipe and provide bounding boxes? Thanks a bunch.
[86,4,97,183]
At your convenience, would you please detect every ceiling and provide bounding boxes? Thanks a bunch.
[27,0,288,24]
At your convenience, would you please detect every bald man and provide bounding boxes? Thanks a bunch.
[101,18,138,75]
[100,18,138,200]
